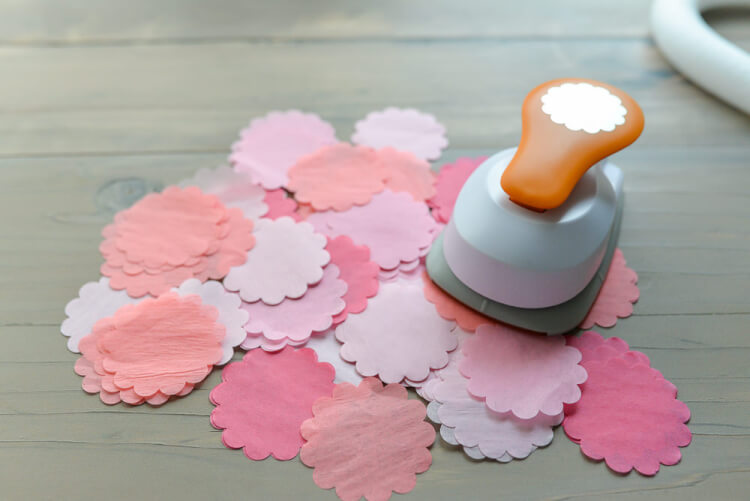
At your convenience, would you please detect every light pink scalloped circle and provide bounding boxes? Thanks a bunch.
[223,217,330,304]
[431,356,562,460]
[352,108,448,161]
[307,190,438,270]
[241,264,346,344]
[230,111,338,190]
[460,324,588,419]
[335,280,457,383]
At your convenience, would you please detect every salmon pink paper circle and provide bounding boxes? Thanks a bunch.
[460,324,587,419]
[230,111,338,190]
[326,236,379,324]
[287,143,388,211]
[77,293,224,400]
[422,271,493,332]
[178,166,268,221]
[580,248,639,329]
[210,347,335,461]
[300,379,435,501]
[352,108,448,161]
[102,206,255,298]
[109,186,228,269]
[378,147,436,202]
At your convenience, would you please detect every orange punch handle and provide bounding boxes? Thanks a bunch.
[500,78,644,211]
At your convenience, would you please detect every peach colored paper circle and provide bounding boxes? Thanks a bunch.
[230,111,338,190]
[287,143,388,211]
[378,147,436,202]
[300,378,435,501]
[102,207,255,298]
[107,186,228,269]
[580,248,639,329]
[210,347,335,461]
[460,324,588,419]
[422,271,493,332]
[80,293,224,398]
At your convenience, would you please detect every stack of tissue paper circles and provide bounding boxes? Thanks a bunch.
[61,108,690,501]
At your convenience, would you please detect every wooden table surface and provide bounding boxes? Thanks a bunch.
[2,1,749,499]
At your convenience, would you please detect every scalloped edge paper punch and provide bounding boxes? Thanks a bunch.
[426,79,644,334]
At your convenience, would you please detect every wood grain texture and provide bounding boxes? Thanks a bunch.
[1,1,749,500]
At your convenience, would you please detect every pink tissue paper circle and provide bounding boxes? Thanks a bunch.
[300,378,435,501]
[563,355,691,476]
[580,248,640,329]
[566,330,651,367]
[263,189,302,221]
[179,166,268,220]
[427,156,487,224]
[223,217,330,304]
[460,324,588,419]
[326,236,379,325]
[352,108,448,161]
[210,347,335,461]
[378,147,436,202]
[230,110,338,190]
[308,190,438,270]
[241,264,347,345]
[335,280,457,384]
[287,143,388,211]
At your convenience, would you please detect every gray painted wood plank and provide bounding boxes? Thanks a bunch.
[0,0,655,43]
[0,41,749,158]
